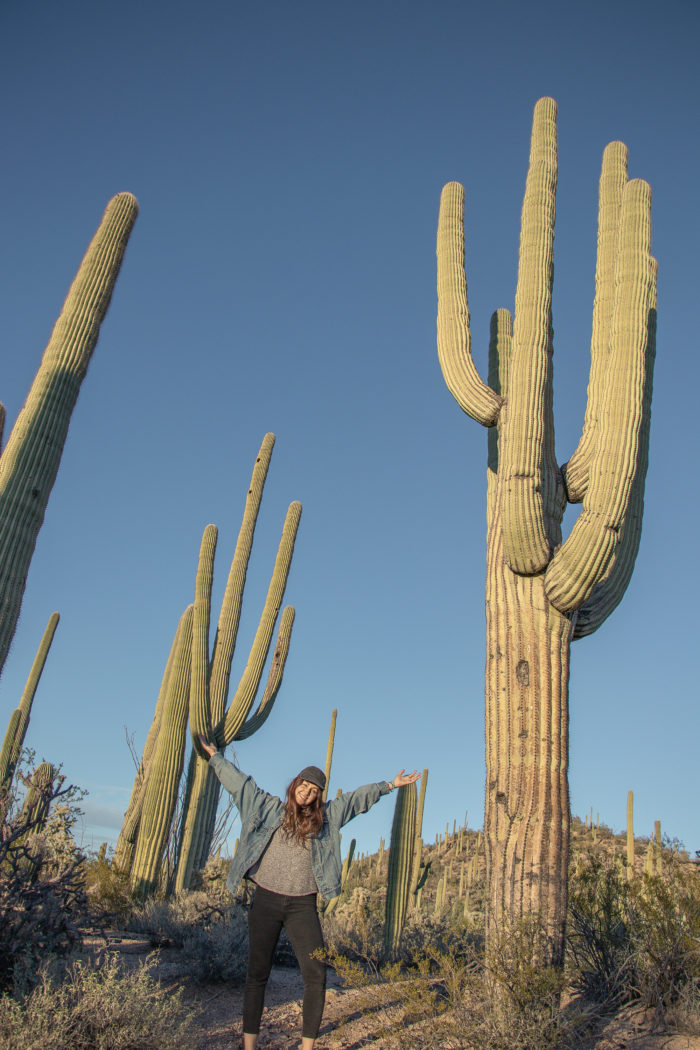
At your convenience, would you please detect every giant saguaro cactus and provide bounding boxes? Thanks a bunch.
[175,434,300,890]
[0,194,137,680]
[436,98,656,963]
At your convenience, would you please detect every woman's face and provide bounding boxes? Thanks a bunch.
[294,779,320,807]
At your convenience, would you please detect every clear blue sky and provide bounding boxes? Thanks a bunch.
[1,0,698,862]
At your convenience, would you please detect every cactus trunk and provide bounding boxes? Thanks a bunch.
[485,477,571,958]
[383,782,417,960]
[0,612,59,795]
[0,195,137,679]
[130,605,193,898]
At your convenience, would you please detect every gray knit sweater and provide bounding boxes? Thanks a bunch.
[247,825,318,895]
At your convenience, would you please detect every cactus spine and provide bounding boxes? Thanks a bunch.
[0,195,137,679]
[0,612,59,795]
[176,435,300,890]
[436,98,656,964]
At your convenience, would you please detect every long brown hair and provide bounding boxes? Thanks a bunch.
[281,774,325,844]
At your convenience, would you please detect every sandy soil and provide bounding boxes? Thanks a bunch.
[93,932,700,1050]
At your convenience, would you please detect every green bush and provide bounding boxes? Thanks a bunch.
[83,856,133,922]
[0,954,194,1050]
[568,852,700,1029]
[627,865,700,1020]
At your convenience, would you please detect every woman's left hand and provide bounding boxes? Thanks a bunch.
[392,769,421,788]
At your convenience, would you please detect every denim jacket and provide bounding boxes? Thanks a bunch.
[209,752,392,901]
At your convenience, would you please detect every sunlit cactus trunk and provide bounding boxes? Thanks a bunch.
[129,605,193,898]
[113,609,185,874]
[485,469,572,958]
[383,782,417,960]
[0,194,137,679]
[436,98,656,965]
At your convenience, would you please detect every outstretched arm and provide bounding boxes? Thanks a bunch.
[327,769,421,828]
[198,735,272,821]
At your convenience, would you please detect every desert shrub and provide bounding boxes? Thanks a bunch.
[190,855,231,900]
[567,853,633,1004]
[568,852,700,1028]
[126,890,248,982]
[626,865,700,1023]
[83,855,133,922]
[0,774,87,997]
[322,886,384,965]
[0,953,194,1050]
[472,915,589,1050]
[320,914,592,1050]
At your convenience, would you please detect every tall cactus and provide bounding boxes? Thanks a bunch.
[114,609,188,873]
[409,768,430,911]
[176,434,300,890]
[383,772,430,959]
[0,194,137,680]
[627,790,635,880]
[384,782,417,960]
[0,612,59,796]
[322,708,337,802]
[436,98,656,963]
[129,605,193,898]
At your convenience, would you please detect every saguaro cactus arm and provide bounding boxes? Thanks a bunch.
[563,142,629,502]
[233,605,295,739]
[545,180,656,616]
[190,524,218,754]
[499,97,559,575]
[0,194,137,679]
[215,500,302,746]
[570,291,655,640]
[209,434,275,724]
[437,183,503,426]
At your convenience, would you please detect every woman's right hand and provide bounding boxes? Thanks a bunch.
[198,734,218,759]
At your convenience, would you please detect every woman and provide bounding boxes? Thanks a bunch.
[199,735,420,1050]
